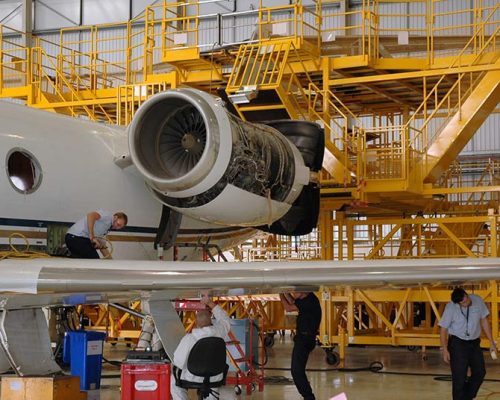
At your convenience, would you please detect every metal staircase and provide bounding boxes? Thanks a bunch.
[225,40,311,121]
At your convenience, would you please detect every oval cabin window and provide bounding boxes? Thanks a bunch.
[6,149,42,194]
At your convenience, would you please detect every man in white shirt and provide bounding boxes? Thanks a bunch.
[439,287,497,400]
[65,209,127,259]
[171,294,230,400]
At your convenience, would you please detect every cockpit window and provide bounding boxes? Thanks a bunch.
[6,148,42,194]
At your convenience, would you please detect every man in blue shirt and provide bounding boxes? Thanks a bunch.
[65,210,128,259]
[439,287,497,400]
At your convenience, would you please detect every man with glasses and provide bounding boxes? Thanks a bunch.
[65,210,128,259]
[439,287,497,400]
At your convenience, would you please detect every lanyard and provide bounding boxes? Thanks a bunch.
[460,306,470,337]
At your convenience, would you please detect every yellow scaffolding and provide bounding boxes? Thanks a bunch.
[0,0,499,361]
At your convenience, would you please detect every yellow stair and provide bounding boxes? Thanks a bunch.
[424,60,500,183]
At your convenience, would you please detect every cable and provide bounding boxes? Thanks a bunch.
[264,361,384,373]
[264,375,293,385]
[0,232,51,260]
[102,357,122,368]
[100,374,122,380]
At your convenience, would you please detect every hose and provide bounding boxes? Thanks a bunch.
[93,235,114,259]
[264,360,384,373]
[0,233,51,260]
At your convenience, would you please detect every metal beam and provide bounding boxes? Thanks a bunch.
[22,0,32,47]
[437,222,476,258]
[336,71,415,108]
[423,186,500,195]
[328,64,500,87]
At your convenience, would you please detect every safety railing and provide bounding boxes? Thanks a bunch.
[430,0,499,64]
[361,125,407,181]
[117,82,168,126]
[406,27,498,154]
[308,83,362,184]
[159,0,199,57]
[437,160,500,207]
[344,214,499,260]
[368,12,500,181]
[143,6,156,80]
[59,24,131,91]
[226,40,292,92]
[31,43,116,123]
[0,25,30,93]
[240,232,321,262]
[257,0,321,50]
[279,72,310,119]
[319,0,379,59]
[31,46,94,119]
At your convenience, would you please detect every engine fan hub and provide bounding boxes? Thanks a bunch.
[181,133,202,154]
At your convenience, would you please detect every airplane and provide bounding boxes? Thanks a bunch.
[1,88,324,261]
[1,88,500,378]
[0,86,324,374]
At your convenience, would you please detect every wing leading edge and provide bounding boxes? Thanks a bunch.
[1,257,500,308]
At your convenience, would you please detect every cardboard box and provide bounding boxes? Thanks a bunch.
[1,376,87,400]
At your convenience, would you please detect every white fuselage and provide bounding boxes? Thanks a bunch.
[0,101,254,260]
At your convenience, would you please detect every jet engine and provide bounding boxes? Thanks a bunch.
[129,88,323,234]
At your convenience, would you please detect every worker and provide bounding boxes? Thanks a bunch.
[439,287,497,400]
[65,210,127,259]
[280,292,322,400]
[171,293,231,400]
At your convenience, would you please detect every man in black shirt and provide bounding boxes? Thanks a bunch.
[280,292,322,400]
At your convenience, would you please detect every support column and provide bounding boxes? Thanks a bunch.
[337,211,345,260]
[22,0,33,48]
[320,210,334,260]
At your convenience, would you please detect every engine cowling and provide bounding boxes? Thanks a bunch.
[128,88,313,227]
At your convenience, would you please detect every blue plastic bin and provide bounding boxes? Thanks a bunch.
[63,330,106,390]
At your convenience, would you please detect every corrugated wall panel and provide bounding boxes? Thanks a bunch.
[321,4,345,36]
[409,2,426,35]
[130,25,145,75]
[38,33,61,58]
[221,14,258,45]
[348,4,361,36]
[463,114,500,155]
[379,2,407,34]
[433,0,472,37]
[483,0,499,36]
[199,17,219,50]
[95,26,128,64]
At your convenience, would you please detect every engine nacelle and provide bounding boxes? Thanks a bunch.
[128,88,313,227]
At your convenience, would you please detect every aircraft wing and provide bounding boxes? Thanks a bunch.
[1,257,500,376]
[2,257,500,307]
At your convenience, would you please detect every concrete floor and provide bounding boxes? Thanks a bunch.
[96,334,500,400]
